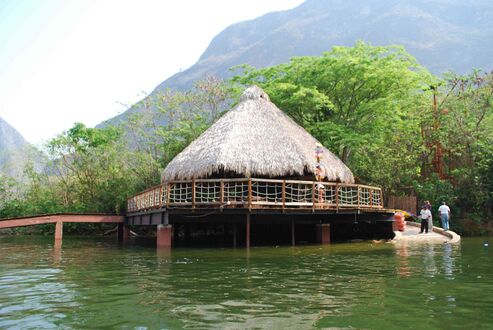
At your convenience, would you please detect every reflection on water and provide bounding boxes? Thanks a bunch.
[0,236,492,329]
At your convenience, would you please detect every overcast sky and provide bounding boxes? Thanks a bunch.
[0,0,304,145]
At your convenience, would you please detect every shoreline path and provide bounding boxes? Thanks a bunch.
[393,221,461,243]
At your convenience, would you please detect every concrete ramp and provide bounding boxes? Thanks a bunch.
[393,221,460,243]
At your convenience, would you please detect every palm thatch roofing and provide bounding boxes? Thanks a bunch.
[162,86,354,183]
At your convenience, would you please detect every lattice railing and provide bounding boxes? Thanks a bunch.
[127,179,384,212]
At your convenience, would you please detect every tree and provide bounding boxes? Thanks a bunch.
[124,76,237,166]
[46,123,161,214]
[234,42,434,190]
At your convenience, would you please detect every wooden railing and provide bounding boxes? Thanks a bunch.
[127,178,383,213]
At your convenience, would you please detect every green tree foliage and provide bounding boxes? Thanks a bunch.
[46,123,161,214]
[122,76,236,166]
[234,42,434,191]
[433,71,493,227]
[0,77,237,229]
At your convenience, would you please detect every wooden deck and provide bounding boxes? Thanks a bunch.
[127,178,384,214]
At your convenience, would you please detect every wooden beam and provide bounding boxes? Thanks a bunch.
[282,180,286,211]
[54,221,63,240]
[248,178,252,210]
[312,182,316,212]
[192,178,196,209]
[335,184,339,210]
[316,224,330,245]
[220,181,224,205]
[0,214,123,229]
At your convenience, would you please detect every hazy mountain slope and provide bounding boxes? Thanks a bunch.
[100,0,493,127]
[0,117,45,179]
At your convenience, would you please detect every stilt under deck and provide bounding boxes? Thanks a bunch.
[126,208,395,248]
[126,178,393,248]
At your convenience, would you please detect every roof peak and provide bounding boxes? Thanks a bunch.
[240,85,270,102]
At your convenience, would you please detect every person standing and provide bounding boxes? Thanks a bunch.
[438,202,451,230]
[419,205,431,234]
[424,200,433,231]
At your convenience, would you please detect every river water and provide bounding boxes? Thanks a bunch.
[0,236,492,329]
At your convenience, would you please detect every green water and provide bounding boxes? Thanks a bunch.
[1,237,492,329]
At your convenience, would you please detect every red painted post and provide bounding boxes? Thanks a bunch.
[54,221,63,241]
[316,224,330,245]
[157,224,173,248]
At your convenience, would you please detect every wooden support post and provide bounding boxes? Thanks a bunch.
[159,185,164,208]
[192,178,196,209]
[157,224,173,248]
[118,223,131,244]
[220,181,225,205]
[233,223,237,248]
[184,223,190,246]
[282,180,286,211]
[357,186,360,209]
[291,218,295,246]
[248,178,252,210]
[54,221,63,241]
[312,182,316,212]
[370,188,373,208]
[246,213,251,248]
[53,239,62,265]
[335,184,339,210]
[316,224,331,245]
[166,183,171,206]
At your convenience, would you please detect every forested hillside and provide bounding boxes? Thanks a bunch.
[100,0,493,128]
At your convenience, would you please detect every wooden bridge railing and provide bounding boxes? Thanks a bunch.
[127,178,383,213]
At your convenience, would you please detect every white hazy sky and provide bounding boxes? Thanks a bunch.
[0,0,304,145]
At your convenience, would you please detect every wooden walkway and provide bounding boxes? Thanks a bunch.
[393,221,461,243]
[0,213,125,241]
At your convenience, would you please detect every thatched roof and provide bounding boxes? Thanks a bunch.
[162,86,354,183]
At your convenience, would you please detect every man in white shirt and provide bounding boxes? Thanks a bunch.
[438,202,451,230]
[420,205,432,233]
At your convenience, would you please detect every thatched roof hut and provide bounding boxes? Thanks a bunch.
[162,86,354,183]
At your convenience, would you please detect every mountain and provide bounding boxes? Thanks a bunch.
[100,0,493,127]
[0,117,44,179]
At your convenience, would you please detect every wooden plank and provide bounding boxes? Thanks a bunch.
[166,183,171,206]
[248,178,252,210]
[192,178,196,209]
[312,182,316,212]
[282,180,286,211]
[220,181,224,204]
[335,183,339,210]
